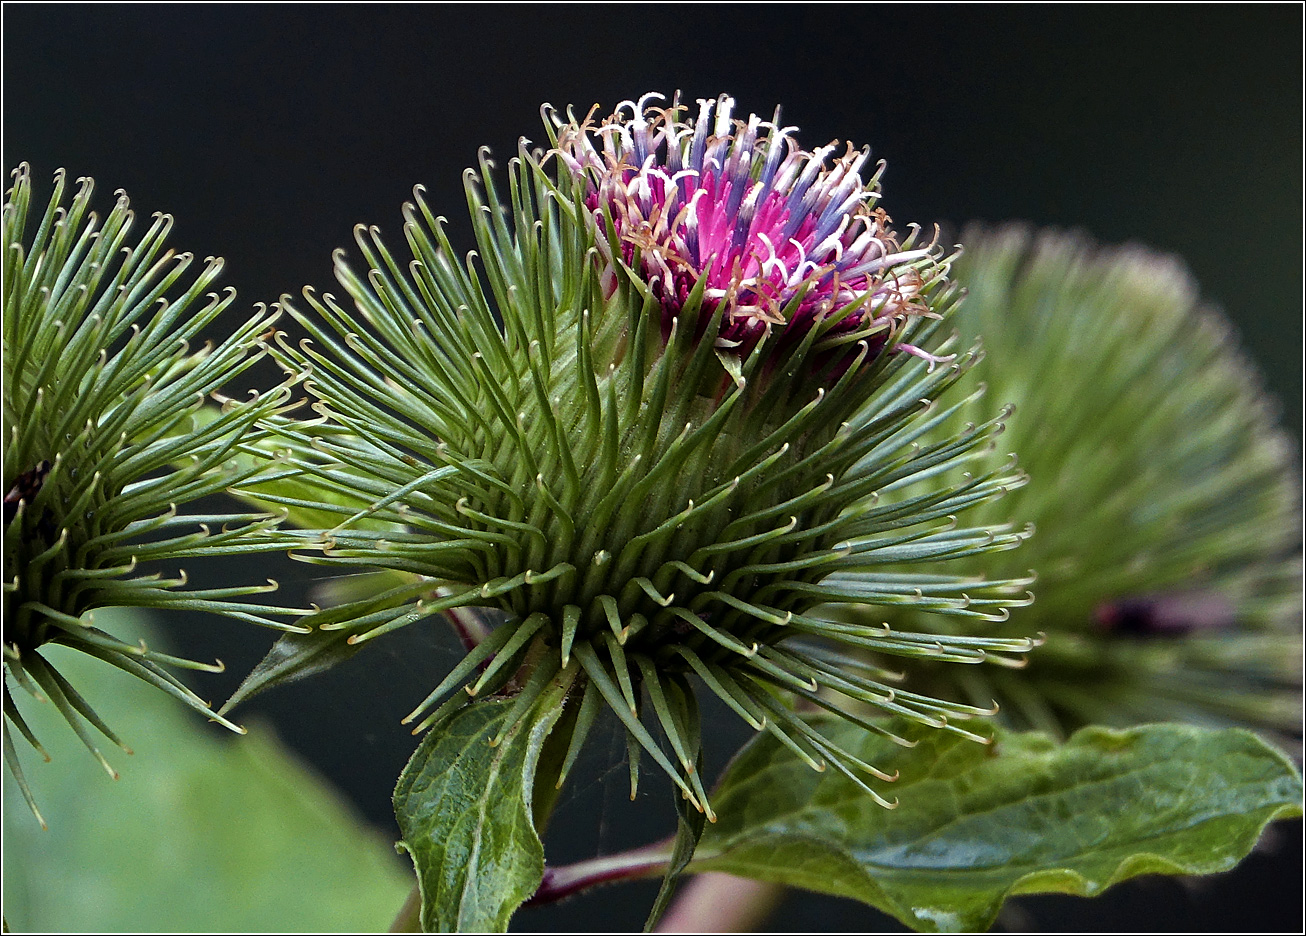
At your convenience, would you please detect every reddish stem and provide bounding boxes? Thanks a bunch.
[525,839,675,906]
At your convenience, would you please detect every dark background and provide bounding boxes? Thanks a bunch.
[5,5,1302,932]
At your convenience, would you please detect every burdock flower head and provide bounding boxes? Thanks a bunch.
[869,226,1302,747]
[3,165,302,824]
[553,92,943,376]
[250,94,1038,817]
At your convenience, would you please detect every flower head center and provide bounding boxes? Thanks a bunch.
[556,92,937,359]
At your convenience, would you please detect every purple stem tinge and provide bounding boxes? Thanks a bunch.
[525,840,675,906]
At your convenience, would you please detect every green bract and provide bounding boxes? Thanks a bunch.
[2,164,302,825]
[873,227,1302,743]
[246,97,1040,818]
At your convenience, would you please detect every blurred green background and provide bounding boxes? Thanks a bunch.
[1,610,413,932]
[4,6,1300,932]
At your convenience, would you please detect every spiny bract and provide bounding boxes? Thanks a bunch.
[253,94,1039,816]
[2,165,302,825]
[871,226,1301,746]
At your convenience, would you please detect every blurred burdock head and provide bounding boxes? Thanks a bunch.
[868,227,1302,747]
[2,165,304,825]
[249,95,1038,817]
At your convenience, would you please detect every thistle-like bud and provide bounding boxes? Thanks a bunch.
[872,226,1302,745]
[257,96,1038,816]
[2,165,303,824]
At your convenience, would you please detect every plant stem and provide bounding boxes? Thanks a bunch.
[655,875,784,933]
[388,884,421,933]
[525,839,676,906]
[444,605,494,652]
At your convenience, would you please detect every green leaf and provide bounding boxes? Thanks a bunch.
[2,607,413,932]
[643,680,707,932]
[393,693,566,932]
[219,626,367,715]
[221,570,437,714]
[693,717,1303,933]
[643,770,706,932]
